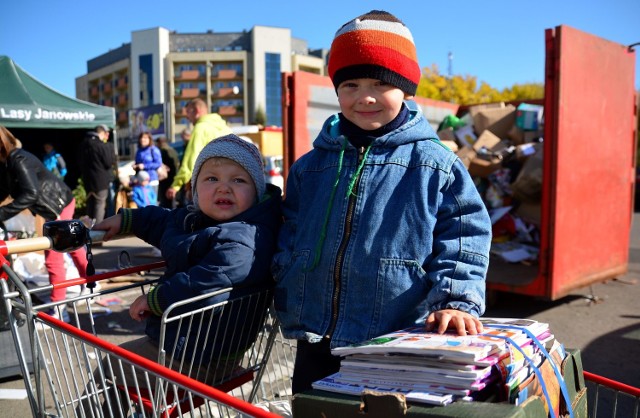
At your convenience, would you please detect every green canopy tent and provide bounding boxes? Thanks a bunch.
[0,55,117,191]
[0,55,115,129]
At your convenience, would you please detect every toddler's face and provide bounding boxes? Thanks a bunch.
[337,78,411,130]
[195,157,257,221]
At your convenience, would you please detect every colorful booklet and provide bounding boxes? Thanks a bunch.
[331,326,509,361]
[311,372,456,406]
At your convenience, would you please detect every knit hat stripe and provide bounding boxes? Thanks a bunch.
[328,33,418,79]
[331,29,417,64]
[334,18,414,43]
[332,65,417,97]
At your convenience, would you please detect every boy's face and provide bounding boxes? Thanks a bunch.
[195,157,257,221]
[337,78,412,131]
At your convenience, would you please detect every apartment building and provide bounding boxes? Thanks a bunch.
[75,26,327,143]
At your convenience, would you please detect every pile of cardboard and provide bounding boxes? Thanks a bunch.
[437,102,544,264]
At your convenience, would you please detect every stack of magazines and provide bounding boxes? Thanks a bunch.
[312,317,564,407]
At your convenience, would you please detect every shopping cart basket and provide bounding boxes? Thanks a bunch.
[0,225,294,417]
[584,371,640,418]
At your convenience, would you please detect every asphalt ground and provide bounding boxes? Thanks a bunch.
[1,213,639,417]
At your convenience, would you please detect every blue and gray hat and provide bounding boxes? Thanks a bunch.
[191,134,266,209]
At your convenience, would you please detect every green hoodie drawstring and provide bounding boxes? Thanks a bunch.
[306,141,372,271]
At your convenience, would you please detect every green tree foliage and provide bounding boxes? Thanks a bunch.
[416,64,543,105]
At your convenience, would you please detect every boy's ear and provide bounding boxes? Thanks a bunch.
[404,93,414,100]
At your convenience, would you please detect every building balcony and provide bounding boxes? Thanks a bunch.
[214,69,238,79]
[103,83,112,93]
[90,86,99,97]
[117,95,128,106]
[104,99,113,107]
[218,105,239,116]
[177,88,200,99]
[177,70,201,80]
[117,111,129,123]
[214,87,238,97]
[116,78,128,89]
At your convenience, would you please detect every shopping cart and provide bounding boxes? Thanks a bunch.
[584,371,640,418]
[0,224,295,417]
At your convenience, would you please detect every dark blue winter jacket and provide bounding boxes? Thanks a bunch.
[119,183,282,360]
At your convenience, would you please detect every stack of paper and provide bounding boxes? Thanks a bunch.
[311,317,562,407]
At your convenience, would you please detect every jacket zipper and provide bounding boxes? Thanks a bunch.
[326,146,366,338]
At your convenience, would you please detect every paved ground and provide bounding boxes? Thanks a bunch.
[1,213,639,416]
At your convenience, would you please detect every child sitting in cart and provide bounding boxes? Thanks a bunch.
[84,135,282,412]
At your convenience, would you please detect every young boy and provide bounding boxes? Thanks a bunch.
[130,170,157,207]
[89,135,281,403]
[271,10,492,393]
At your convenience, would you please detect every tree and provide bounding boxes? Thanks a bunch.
[417,64,543,105]
[254,105,266,126]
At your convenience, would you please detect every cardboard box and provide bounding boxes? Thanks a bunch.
[467,102,506,120]
[436,127,456,143]
[473,130,502,152]
[453,125,477,148]
[516,103,544,131]
[455,146,476,169]
[511,144,544,203]
[515,201,542,226]
[469,156,502,178]
[467,131,511,178]
[507,125,524,145]
[473,105,517,139]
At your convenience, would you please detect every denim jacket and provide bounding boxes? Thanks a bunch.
[272,106,492,348]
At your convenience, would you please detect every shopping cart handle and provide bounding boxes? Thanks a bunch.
[0,223,107,256]
[89,230,106,244]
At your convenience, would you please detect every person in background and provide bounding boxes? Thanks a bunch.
[271,10,492,394]
[133,131,162,203]
[85,135,282,415]
[156,136,180,208]
[80,124,116,225]
[0,125,88,322]
[42,142,67,180]
[130,170,157,208]
[165,98,232,205]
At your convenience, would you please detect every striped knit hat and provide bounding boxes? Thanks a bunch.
[328,10,420,96]
[191,134,266,209]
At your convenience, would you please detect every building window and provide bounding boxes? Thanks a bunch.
[139,54,154,106]
[265,52,282,127]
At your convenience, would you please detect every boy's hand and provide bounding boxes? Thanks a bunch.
[425,309,483,336]
[92,214,123,241]
[129,294,151,322]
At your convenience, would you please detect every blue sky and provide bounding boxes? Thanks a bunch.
[2,0,639,98]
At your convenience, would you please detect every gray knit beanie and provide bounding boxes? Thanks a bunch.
[191,134,266,209]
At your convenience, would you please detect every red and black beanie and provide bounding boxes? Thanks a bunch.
[328,10,420,96]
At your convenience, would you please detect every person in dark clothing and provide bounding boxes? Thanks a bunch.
[0,125,88,321]
[155,136,181,208]
[80,124,116,224]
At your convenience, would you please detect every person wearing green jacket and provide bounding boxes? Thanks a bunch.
[165,98,232,203]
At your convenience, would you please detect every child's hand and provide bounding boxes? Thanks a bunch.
[129,294,151,322]
[92,214,123,241]
[425,309,483,336]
